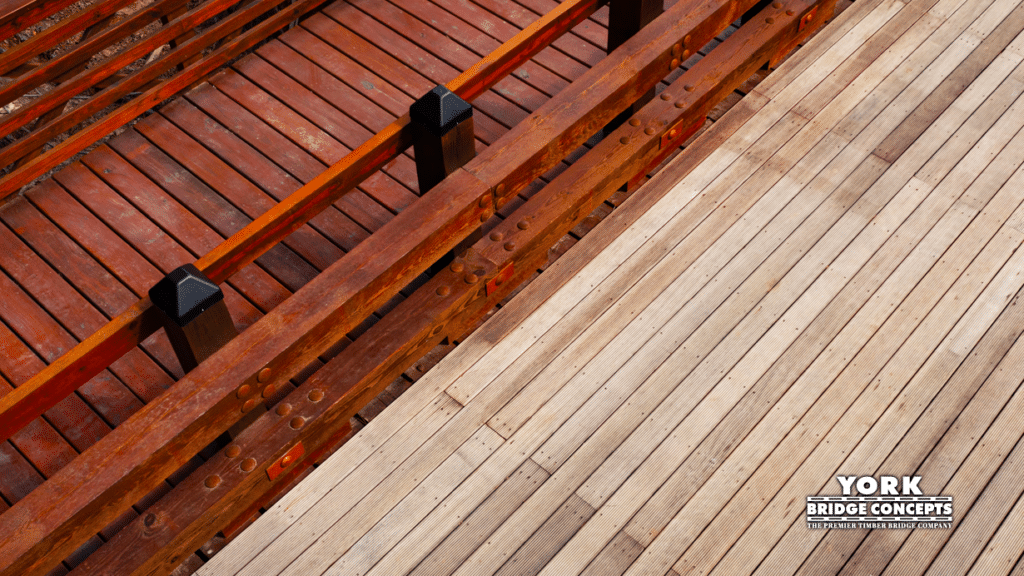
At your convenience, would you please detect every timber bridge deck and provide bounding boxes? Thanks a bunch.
[6,0,1024,574]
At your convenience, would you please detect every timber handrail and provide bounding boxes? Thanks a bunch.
[0,0,604,446]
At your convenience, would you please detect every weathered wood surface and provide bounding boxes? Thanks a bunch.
[198,0,1024,574]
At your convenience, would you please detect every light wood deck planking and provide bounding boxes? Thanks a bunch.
[199,0,1024,574]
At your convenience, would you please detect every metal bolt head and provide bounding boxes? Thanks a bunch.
[290,417,306,430]
[628,118,641,127]
[661,93,671,101]
[450,261,465,273]
[480,210,493,222]
[495,183,506,195]
[242,399,257,413]
[281,454,295,467]
[257,368,272,383]
[241,458,257,472]
[276,403,292,416]
[675,100,685,109]
[225,445,241,458]
[619,136,630,145]
[517,220,529,230]
[236,384,252,399]
[504,242,515,252]
[465,273,479,284]
[772,1,782,7]
[669,129,679,139]
[262,383,276,399]
[490,232,503,241]
[205,475,222,489]
[671,58,680,69]
[308,389,325,403]
[496,197,508,210]
[436,286,451,297]
[645,127,656,136]
[685,85,695,92]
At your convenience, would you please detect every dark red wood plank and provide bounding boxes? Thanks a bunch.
[475,0,606,61]
[321,1,529,129]
[290,15,510,145]
[0,224,171,407]
[157,99,361,259]
[430,0,591,79]
[228,52,416,215]
[252,39,422,201]
[128,115,327,288]
[393,0,569,95]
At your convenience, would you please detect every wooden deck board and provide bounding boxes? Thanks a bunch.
[197,0,1024,574]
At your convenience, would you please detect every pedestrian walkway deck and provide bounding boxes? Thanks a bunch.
[197,0,1024,573]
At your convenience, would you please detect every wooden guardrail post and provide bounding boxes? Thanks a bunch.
[606,0,663,132]
[149,263,238,373]
[411,85,481,268]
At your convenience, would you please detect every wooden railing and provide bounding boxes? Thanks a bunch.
[0,0,325,197]
[0,0,835,573]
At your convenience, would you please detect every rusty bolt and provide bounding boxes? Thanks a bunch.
[661,93,671,101]
[517,220,529,230]
[669,129,680,139]
[242,399,257,413]
[671,43,681,57]
[683,49,691,59]
[787,9,794,15]
[619,136,629,145]
[684,34,691,45]
[241,458,257,472]
[205,475,222,489]
[308,389,325,403]
[772,1,782,7]
[437,285,451,297]
[675,100,685,109]
[276,403,293,416]
[465,273,479,284]
[766,17,774,23]
[496,197,508,209]
[685,84,695,92]
[450,261,465,273]
[225,445,241,458]
[645,127,656,136]
[257,368,272,383]
[504,242,515,252]
[143,514,158,528]
[236,384,252,399]
[628,118,641,127]
[281,454,296,467]
[262,384,276,399]
[495,183,506,195]
[290,417,306,430]
[490,232,503,242]
[671,58,680,69]
[480,210,493,222]
[478,196,489,208]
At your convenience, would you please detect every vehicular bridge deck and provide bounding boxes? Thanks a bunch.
[197,0,1024,573]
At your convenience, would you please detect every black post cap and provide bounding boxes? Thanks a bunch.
[410,85,473,137]
[149,263,224,327]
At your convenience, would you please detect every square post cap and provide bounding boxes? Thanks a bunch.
[149,263,225,327]
[410,85,473,137]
